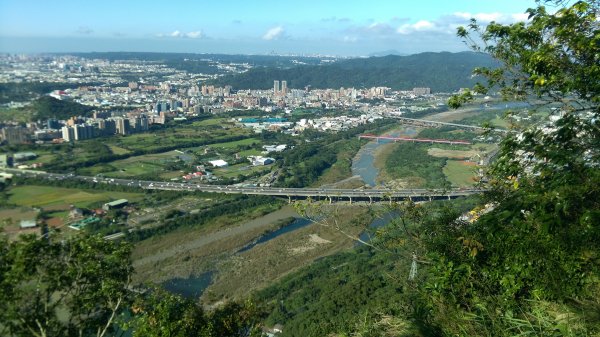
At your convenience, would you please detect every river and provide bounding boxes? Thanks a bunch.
[162,101,529,298]
[163,211,397,299]
[351,126,418,186]
[351,101,529,186]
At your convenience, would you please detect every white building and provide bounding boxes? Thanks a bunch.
[209,159,228,167]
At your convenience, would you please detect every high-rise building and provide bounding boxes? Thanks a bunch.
[281,81,287,95]
[139,114,149,131]
[274,80,280,95]
[160,101,169,112]
[61,126,75,142]
[1,127,30,144]
[74,124,93,141]
[115,118,130,135]
[102,119,117,135]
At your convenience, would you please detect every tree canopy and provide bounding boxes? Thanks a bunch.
[421,1,600,334]
[0,234,132,337]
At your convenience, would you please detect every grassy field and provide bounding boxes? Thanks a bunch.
[7,185,143,209]
[191,118,229,127]
[444,160,478,187]
[111,126,252,152]
[0,107,30,123]
[427,147,477,159]
[205,138,260,149]
[237,149,263,157]
[108,145,131,155]
[89,151,182,178]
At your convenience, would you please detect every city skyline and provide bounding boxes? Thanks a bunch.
[0,0,539,56]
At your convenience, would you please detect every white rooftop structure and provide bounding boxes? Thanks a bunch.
[209,159,228,167]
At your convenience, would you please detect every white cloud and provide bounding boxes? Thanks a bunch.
[157,30,206,39]
[262,26,285,40]
[345,22,396,37]
[397,12,529,35]
[185,31,204,39]
[397,20,439,34]
[452,11,529,24]
[413,20,435,30]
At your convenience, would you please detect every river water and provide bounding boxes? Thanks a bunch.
[162,102,530,298]
[351,126,418,186]
[350,101,530,186]
[163,213,396,298]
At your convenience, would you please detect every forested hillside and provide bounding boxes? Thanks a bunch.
[211,52,496,92]
[27,96,95,120]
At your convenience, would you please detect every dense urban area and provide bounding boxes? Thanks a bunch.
[1,1,599,336]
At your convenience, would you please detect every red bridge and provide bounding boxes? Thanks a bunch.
[359,134,471,145]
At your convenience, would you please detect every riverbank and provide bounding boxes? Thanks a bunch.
[201,205,374,304]
[132,205,297,284]
[131,203,377,305]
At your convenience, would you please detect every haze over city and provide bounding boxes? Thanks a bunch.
[1,0,537,55]
[2,0,597,336]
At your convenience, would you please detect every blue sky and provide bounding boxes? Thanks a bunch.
[0,0,538,55]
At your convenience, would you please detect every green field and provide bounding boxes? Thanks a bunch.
[443,160,478,187]
[106,125,252,153]
[0,107,30,123]
[7,185,143,209]
[206,138,260,149]
[237,149,263,156]
[86,151,182,178]
[108,145,131,155]
[191,118,229,126]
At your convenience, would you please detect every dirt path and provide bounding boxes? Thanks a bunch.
[133,205,299,268]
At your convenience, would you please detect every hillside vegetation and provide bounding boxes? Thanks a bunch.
[27,96,95,120]
[211,52,497,92]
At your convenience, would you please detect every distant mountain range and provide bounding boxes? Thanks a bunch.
[367,49,407,57]
[210,51,496,93]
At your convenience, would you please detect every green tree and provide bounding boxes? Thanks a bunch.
[0,234,133,337]
[129,288,263,337]
[419,0,600,335]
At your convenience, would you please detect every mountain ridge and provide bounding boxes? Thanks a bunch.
[210,51,496,92]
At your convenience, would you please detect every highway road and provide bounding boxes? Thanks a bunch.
[2,168,483,202]
[385,114,509,133]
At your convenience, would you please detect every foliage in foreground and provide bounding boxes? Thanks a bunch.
[0,234,132,337]
[128,288,263,337]
[420,0,600,335]
[0,232,266,337]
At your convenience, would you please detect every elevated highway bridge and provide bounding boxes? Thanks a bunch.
[3,168,483,204]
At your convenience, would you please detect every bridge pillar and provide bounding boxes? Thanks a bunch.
[349,196,352,204]
[288,195,292,204]
[369,196,372,204]
[448,195,451,200]
[329,196,332,204]
[408,195,412,202]
[428,196,432,202]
